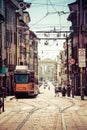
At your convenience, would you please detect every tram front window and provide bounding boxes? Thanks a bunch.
[14,74,30,84]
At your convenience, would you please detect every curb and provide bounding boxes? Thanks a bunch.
[5,96,15,101]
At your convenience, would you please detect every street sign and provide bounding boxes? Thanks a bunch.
[1,66,6,75]
[78,48,86,67]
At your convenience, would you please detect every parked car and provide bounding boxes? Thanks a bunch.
[44,82,48,86]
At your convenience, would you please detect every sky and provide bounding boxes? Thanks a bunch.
[24,0,76,60]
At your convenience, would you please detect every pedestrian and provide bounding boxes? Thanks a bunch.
[54,86,59,97]
[67,85,71,97]
[71,86,74,98]
[61,87,66,96]
[48,85,50,90]
[81,87,85,100]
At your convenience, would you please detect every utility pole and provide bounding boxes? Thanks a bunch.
[0,14,5,73]
[78,0,85,100]
[0,13,5,112]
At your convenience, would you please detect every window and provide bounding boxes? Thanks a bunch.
[83,0,87,8]
[84,11,87,24]
[14,74,30,83]
[30,72,34,82]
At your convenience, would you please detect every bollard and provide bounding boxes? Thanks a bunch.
[81,87,84,100]
[2,92,4,112]
[81,95,84,100]
[0,92,5,113]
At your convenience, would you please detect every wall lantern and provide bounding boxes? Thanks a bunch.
[0,14,5,24]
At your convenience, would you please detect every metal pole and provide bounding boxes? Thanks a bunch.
[80,69,83,99]
[66,38,69,87]
[2,92,4,112]
[79,0,84,100]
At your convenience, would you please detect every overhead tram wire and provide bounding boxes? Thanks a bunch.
[30,13,49,27]
[30,21,72,30]
[23,1,73,41]
[28,1,68,7]
[29,0,72,31]
[46,0,49,13]
[30,0,51,28]
[48,0,62,31]
[30,0,66,28]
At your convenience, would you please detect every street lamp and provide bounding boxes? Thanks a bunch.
[0,14,5,73]
[0,13,5,112]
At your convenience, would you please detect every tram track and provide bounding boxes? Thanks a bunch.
[16,96,76,130]
[59,97,76,130]
[47,97,76,130]
[0,111,19,125]
[0,94,77,130]
[15,107,39,130]
[0,98,42,130]
[15,98,57,130]
[60,97,75,113]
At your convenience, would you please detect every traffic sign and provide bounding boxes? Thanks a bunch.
[69,58,75,65]
[78,48,86,67]
[78,48,85,56]
[19,2,24,8]
[1,66,6,75]
[19,2,31,9]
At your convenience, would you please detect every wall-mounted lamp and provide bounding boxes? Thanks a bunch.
[0,14,5,24]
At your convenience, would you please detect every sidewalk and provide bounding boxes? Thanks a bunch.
[71,95,87,100]
[5,96,15,101]
[5,94,87,102]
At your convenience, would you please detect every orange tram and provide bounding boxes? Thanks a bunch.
[14,66,39,98]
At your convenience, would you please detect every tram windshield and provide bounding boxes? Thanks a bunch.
[14,74,30,84]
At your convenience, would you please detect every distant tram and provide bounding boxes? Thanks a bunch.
[14,66,39,98]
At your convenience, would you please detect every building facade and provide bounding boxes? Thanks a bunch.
[38,58,61,84]
[61,0,87,96]
[0,0,39,96]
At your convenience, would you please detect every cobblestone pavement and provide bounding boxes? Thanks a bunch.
[0,83,87,130]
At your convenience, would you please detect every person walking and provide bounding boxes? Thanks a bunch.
[67,85,71,97]
[48,85,50,90]
[54,86,59,97]
[71,86,74,98]
[62,87,66,96]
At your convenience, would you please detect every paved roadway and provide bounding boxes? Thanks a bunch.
[0,82,87,130]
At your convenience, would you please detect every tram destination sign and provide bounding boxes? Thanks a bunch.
[78,48,86,67]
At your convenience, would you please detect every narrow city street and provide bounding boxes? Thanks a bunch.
[0,0,87,129]
[0,82,87,130]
